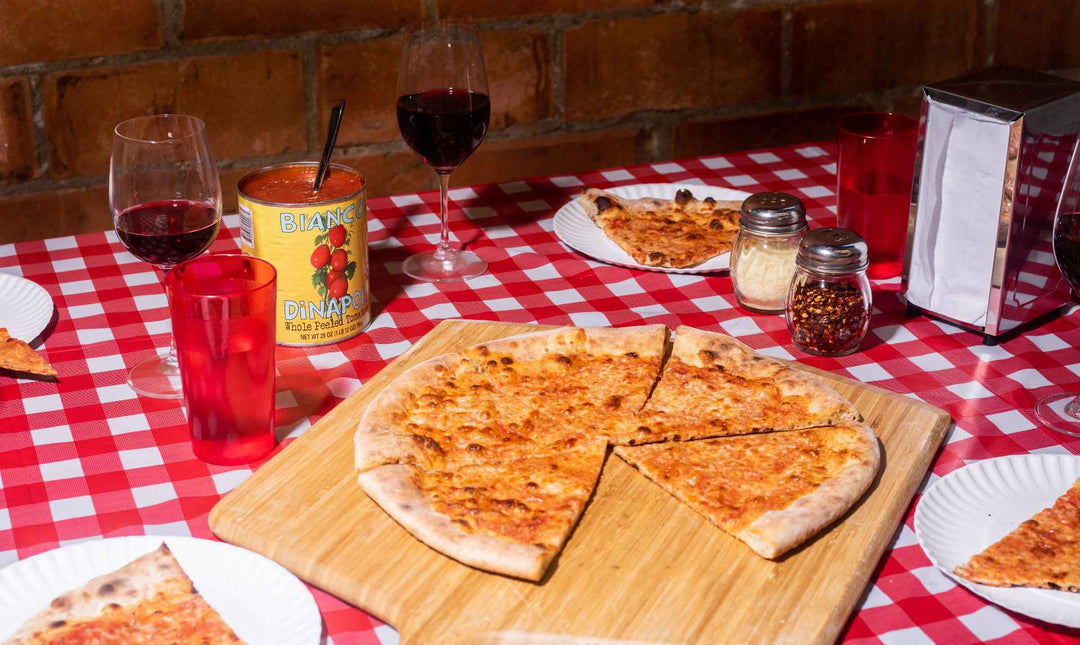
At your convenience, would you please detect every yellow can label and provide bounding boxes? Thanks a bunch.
[238,192,370,346]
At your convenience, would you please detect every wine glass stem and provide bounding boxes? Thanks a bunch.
[434,171,454,262]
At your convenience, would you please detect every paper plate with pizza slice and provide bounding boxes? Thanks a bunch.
[553,183,750,274]
[915,454,1080,628]
[0,535,321,644]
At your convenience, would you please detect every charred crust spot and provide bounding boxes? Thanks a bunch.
[452,519,470,527]
[704,197,716,205]
[637,425,651,433]
[1048,582,1061,590]
[554,355,572,365]
[604,395,622,410]
[107,603,120,610]
[703,349,718,360]
[477,346,489,356]
[674,189,694,206]
[467,443,483,453]
[713,363,725,372]
[98,582,116,595]
[487,360,498,367]
[411,434,445,455]
[51,597,70,609]
[595,196,613,211]
[564,437,578,449]
[673,434,682,441]
[49,620,66,628]
[625,351,639,358]
[445,381,456,389]
[464,487,475,493]
[526,481,538,489]
[627,439,636,446]
[647,252,665,263]
[710,218,722,230]
[752,356,763,361]
[500,356,514,365]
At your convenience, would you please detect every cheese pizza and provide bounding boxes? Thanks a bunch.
[578,188,741,268]
[0,328,56,378]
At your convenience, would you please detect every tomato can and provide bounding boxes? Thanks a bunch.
[237,162,370,346]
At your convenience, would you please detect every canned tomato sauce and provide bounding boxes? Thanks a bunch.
[237,162,370,346]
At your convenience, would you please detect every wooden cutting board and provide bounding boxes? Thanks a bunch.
[209,320,952,644]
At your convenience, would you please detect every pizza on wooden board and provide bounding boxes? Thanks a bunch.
[0,328,56,378]
[578,188,741,268]
[4,544,243,644]
[615,422,880,559]
[953,476,1080,592]
[354,325,877,581]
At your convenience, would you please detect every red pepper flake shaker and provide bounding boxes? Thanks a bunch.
[786,227,872,357]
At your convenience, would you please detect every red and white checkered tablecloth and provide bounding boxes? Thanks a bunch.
[2,142,1079,644]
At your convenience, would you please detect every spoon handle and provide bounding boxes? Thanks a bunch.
[313,99,346,194]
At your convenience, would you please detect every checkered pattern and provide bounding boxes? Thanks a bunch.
[2,142,1079,644]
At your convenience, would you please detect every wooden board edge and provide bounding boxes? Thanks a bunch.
[815,410,953,644]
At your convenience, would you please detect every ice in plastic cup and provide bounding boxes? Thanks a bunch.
[836,112,919,279]
[166,254,277,465]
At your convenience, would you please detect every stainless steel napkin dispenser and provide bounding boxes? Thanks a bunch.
[903,68,1080,343]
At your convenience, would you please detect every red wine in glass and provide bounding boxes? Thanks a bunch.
[115,200,220,267]
[396,89,490,170]
[1053,212,1080,292]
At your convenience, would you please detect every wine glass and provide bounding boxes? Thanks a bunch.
[110,114,222,399]
[1035,138,1080,436]
[396,22,490,282]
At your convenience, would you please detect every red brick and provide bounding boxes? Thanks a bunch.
[0,79,37,183]
[791,0,978,96]
[564,10,783,122]
[0,1,161,66]
[338,150,437,198]
[318,29,552,146]
[44,51,306,178]
[454,127,642,186]
[439,0,651,21]
[672,106,874,159]
[996,0,1080,69]
[0,186,109,244]
[182,0,419,41]
[317,37,404,146]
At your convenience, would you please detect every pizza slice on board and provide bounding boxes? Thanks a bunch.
[954,476,1080,592]
[4,543,243,644]
[615,422,880,559]
[0,328,56,378]
[359,438,608,581]
[617,326,860,446]
[578,188,741,268]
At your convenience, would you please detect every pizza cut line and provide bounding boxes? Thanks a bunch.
[354,325,882,581]
[4,543,243,645]
[578,188,742,268]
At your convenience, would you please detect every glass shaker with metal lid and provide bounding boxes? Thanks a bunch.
[785,227,872,356]
[730,192,807,313]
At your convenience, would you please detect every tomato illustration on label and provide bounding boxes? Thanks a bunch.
[309,225,357,315]
[310,244,330,268]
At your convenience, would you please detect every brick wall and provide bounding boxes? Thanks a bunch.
[0,0,1078,243]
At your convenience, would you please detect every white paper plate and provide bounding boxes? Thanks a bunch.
[0,271,53,342]
[915,454,1080,628]
[552,183,751,274]
[0,536,321,644]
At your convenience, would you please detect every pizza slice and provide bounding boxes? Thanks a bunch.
[954,476,1080,592]
[4,543,243,644]
[355,327,667,472]
[578,188,741,268]
[359,438,608,581]
[0,328,56,377]
[618,326,860,446]
[463,325,668,439]
[615,422,880,559]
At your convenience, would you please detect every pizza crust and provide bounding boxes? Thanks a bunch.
[359,465,552,581]
[737,422,880,558]
[672,326,859,426]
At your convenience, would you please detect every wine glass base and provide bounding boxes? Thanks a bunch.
[127,353,184,399]
[1034,392,1080,437]
[403,250,487,283]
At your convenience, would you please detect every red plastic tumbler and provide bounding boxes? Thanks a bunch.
[166,254,277,465]
[836,112,919,279]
